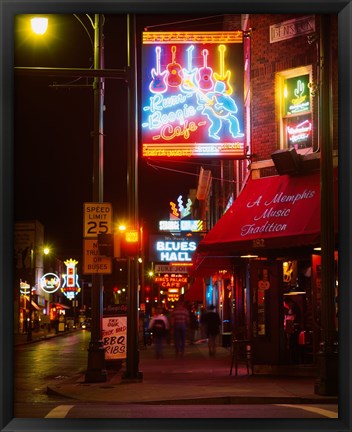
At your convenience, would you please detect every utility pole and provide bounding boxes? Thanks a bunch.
[314,14,338,396]
[85,14,107,383]
[122,13,143,382]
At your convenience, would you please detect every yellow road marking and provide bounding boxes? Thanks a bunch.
[45,405,75,418]
[275,404,338,418]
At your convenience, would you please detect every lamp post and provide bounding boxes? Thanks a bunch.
[16,13,142,381]
[26,247,34,342]
[85,13,107,383]
[122,14,143,382]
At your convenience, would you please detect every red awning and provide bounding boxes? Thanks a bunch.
[194,170,338,265]
[50,302,70,310]
[184,277,204,302]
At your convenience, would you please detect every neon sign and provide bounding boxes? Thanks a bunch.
[284,74,310,115]
[159,195,204,232]
[141,31,245,159]
[154,274,188,288]
[170,195,192,219]
[159,219,204,232]
[150,235,200,263]
[61,258,81,300]
[19,280,31,295]
[286,115,312,149]
[40,273,61,294]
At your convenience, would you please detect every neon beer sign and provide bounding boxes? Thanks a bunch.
[287,117,312,149]
[141,31,245,159]
[284,74,310,115]
[40,273,61,294]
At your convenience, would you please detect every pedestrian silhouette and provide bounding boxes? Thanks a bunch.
[203,304,221,357]
[170,300,190,358]
[148,307,169,359]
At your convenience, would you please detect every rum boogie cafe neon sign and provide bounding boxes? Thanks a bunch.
[141,31,245,159]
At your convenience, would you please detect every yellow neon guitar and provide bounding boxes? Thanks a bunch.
[213,45,232,95]
[183,79,226,117]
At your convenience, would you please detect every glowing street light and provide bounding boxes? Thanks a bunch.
[17,13,142,383]
[30,17,48,35]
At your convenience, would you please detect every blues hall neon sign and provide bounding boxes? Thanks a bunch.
[141,31,245,159]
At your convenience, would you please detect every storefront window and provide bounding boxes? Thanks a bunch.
[276,66,313,153]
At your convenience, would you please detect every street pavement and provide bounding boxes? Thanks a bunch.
[15,329,338,405]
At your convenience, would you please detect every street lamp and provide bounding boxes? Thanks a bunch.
[22,13,108,381]
[26,247,34,342]
[30,17,48,35]
[16,13,142,382]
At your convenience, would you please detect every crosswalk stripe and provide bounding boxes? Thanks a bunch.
[45,405,75,418]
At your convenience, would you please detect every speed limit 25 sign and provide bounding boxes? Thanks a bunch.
[83,202,113,238]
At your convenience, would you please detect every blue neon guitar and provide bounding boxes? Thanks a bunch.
[181,45,197,94]
[149,46,168,94]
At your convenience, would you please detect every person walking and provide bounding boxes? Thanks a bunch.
[148,307,169,359]
[283,297,302,364]
[170,300,190,357]
[188,305,198,345]
[203,304,221,357]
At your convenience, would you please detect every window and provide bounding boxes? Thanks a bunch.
[276,66,313,153]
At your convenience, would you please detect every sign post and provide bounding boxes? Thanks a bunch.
[83,198,113,383]
[83,202,113,275]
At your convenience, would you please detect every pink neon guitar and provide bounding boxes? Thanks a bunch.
[213,45,232,94]
[149,46,168,93]
[197,49,214,91]
[167,46,183,88]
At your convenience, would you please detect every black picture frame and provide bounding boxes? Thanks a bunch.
[1,1,351,431]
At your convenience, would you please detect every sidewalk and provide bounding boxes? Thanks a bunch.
[14,327,75,346]
[42,338,338,405]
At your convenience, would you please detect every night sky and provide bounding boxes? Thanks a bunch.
[14,13,223,260]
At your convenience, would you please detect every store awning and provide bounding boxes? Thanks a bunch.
[31,300,43,311]
[23,296,44,311]
[184,277,205,302]
[50,302,70,310]
[192,169,338,273]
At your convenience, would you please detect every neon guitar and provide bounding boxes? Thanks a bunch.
[213,45,232,95]
[167,45,182,88]
[197,49,214,91]
[181,45,197,93]
[149,46,168,93]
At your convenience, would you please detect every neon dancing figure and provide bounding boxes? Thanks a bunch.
[200,81,243,140]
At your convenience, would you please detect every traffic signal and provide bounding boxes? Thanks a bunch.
[122,229,140,256]
[113,229,140,257]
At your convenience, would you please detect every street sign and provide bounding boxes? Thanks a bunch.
[83,239,112,274]
[83,202,113,238]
